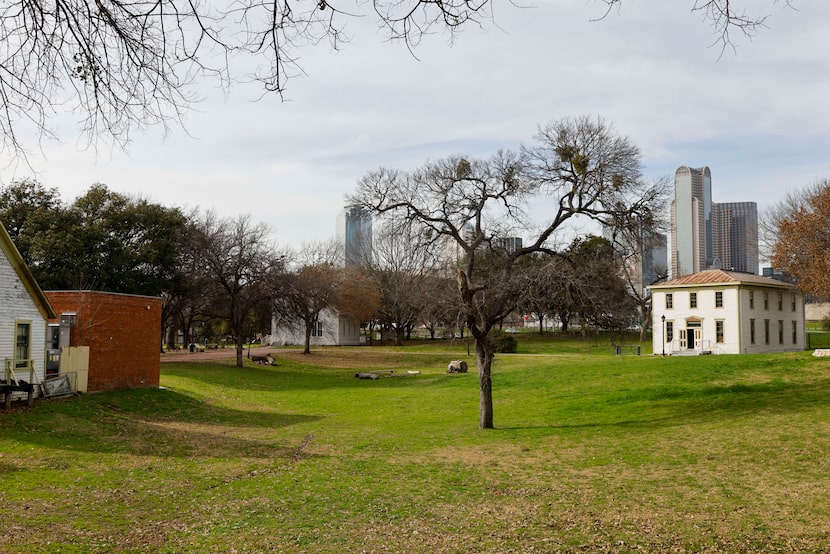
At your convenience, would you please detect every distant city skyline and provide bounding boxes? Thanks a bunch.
[670,166,759,278]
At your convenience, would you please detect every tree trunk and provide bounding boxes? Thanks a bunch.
[395,326,404,346]
[538,315,544,335]
[165,325,177,352]
[474,334,495,429]
[639,303,651,342]
[303,323,312,354]
[235,340,244,367]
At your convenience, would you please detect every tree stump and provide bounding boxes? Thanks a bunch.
[447,360,468,373]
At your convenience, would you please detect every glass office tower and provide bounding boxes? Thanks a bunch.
[671,166,712,278]
[712,202,758,274]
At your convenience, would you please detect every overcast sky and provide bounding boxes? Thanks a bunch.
[1,1,828,251]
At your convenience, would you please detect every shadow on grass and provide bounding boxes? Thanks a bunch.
[1,388,324,459]
[498,378,830,431]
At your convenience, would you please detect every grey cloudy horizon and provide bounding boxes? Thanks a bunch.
[1,1,828,250]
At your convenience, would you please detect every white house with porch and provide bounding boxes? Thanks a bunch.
[649,270,805,355]
[1,223,57,405]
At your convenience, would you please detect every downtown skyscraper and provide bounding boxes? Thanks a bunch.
[671,166,712,278]
[670,166,758,278]
[336,204,372,267]
[711,202,758,273]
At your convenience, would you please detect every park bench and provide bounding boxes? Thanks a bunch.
[612,344,641,356]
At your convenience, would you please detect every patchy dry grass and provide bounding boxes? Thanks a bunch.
[2,343,830,552]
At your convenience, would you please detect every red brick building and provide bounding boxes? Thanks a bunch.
[44,291,161,392]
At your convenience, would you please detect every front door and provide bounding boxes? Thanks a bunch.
[679,329,687,349]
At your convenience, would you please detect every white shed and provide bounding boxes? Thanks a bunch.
[649,270,805,355]
[268,308,362,347]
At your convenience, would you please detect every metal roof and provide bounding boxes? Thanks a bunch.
[649,269,799,290]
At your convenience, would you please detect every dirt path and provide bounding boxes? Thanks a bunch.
[160,345,281,363]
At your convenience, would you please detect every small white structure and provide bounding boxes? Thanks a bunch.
[268,309,361,347]
[269,205,370,347]
[1,223,56,401]
[805,302,830,322]
[650,269,805,355]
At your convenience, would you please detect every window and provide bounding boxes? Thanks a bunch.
[666,293,673,309]
[311,321,323,337]
[791,294,797,312]
[764,320,770,345]
[749,290,755,309]
[716,320,724,343]
[15,322,31,369]
[792,321,798,344]
[764,292,769,310]
[777,292,783,311]
[665,321,674,342]
[715,291,723,308]
[750,319,756,344]
[689,292,697,308]
[778,320,784,345]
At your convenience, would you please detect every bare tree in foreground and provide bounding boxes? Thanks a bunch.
[1,0,793,161]
[350,115,665,429]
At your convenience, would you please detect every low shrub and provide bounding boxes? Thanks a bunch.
[490,329,517,353]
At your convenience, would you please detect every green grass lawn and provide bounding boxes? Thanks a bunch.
[2,339,830,552]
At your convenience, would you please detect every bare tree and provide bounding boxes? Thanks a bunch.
[0,0,500,161]
[273,242,346,354]
[419,273,461,339]
[606,177,671,341]
[599,0,788,55]
[334,265,381,342]
[1,1,794,161]
[366,219,445,345]
[194,212,278,367]
[351,115,664,429]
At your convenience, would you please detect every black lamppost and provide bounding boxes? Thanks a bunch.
[661,314,666,357]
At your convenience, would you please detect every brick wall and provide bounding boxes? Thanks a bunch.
[44,291,161,392]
